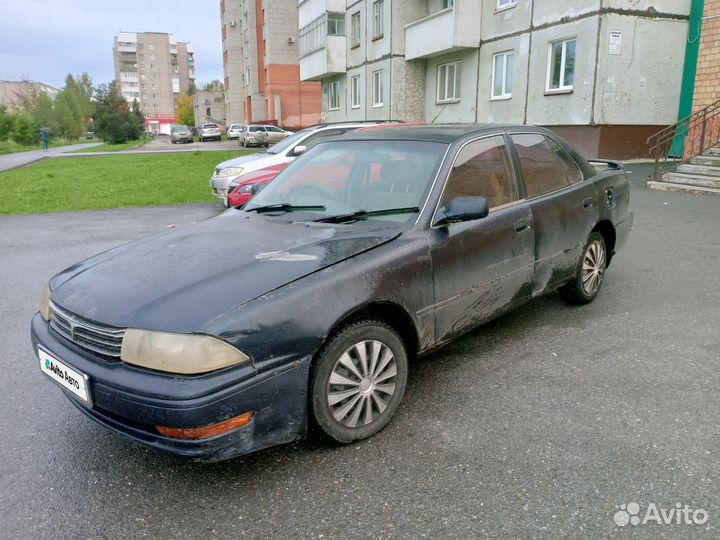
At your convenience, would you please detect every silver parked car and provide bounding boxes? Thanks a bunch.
[226,123,245,140]
[239,125,270,148]
[199,123,222,142]
[170,125,193,144]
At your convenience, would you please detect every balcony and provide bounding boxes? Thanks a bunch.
[404,1,481,60]
[300,36,346,81]
[299,12,346,81]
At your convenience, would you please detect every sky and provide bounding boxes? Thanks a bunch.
[0,0,224,89]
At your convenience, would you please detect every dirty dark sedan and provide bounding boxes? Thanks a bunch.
[31,125,632,461]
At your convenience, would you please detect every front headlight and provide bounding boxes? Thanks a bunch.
[219,167,244,178]
[39,284,51,321]
[120,329,250,375]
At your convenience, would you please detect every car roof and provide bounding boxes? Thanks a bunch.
[339,123,550,144]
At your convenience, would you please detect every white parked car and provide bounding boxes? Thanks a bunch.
[210,122,391,206]
[226,123,245,140]
[199,123,222,142]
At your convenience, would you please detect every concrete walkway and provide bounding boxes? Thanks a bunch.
[0,142,103,172]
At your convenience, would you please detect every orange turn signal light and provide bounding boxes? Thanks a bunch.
[156,412,254,440]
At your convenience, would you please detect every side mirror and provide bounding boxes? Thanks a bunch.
[291,145,307,157]
[435,196,490,226]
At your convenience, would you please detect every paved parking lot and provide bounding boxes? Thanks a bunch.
[1,165,718,539]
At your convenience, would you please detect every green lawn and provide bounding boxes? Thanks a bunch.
[73,138,150,153]
[0,150,251,215]
[0,138,100,155]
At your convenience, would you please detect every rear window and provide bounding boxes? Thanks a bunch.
[511,134,583,198]
[249,126,265,132]
[203,124,217,129]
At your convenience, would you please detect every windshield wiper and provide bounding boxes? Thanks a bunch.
[315,207,420,224]
[246,203,326,214]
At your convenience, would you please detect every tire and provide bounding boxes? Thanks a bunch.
[310,320,408,444]
[559,231,607,305]
[264,143,269,148]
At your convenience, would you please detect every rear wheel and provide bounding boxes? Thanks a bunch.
[310,320,407,444]
[559,231,607,305]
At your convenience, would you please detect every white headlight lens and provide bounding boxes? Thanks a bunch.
[219,167,244,177]
[120,329,250,374]
[39,284,51,321]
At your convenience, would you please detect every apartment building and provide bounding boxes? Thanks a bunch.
[299,0,692,158]
[0,80,59,111]
[113,32,196,134]
[221,0,322,129]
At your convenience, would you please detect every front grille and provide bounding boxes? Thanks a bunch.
[49,302,125,359]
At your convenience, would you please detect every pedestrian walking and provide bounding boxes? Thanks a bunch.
[39,130,49,151]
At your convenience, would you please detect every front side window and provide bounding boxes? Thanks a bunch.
[511,134,583,198]
[491,51,513,99]
[350,75,361,108]
[372,70,384,107]
[328,81,340,110]
[547,38,575,92]
[351,12,361,47]
[441,136,518,210]
[373,0,384,38]
[437,61,461,103]
[246,140,447,221]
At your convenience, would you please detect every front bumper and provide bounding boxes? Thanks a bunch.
[31,313,311,462]
[210,175,236,200]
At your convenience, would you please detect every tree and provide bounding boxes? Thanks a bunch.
[202,80,224,92]
[93,81,144,144]
[176,93,195,126]
[0,106,14,143]
[187,80,197,96]
[10,113,36,145]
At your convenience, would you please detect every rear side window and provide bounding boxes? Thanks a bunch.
[511,134,583,198]
[441,135,518,209]
[250,126,265,132]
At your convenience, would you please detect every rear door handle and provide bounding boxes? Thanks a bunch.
[514,220,531,234]
[582,198,594,209]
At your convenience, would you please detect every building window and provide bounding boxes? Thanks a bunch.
[327,13,345,36]
[372,0,384,38]
[328,81,341,110]
[350,75,361,108]
[546,38,575,92]
[437,61,461,103]
[491,51,513,99]
[372,70,384,107]
[497,0,516,10]
[351,12,361,47]
[442,0,454,9]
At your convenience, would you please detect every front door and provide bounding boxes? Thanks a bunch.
[426,135,535,343]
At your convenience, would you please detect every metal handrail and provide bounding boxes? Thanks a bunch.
[647,98,720,181]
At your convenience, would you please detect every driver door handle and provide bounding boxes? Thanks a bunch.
[514,220,531,234]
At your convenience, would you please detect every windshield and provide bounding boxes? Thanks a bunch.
[172,125,187,131]
[265,128,314,154]
[245,140,447,223]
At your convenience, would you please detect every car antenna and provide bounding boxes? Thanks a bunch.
[431,107,445,124]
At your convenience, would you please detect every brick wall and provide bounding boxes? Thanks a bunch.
[693,0,720,111]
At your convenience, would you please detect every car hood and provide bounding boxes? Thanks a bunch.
[49,212,401,332]
[215,152,273,171]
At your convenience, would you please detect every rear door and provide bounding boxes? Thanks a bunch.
[426,135,535,342]
[509,133,599,295]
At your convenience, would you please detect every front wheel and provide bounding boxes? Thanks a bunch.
[310,320,407,444]
[559,231,607,305]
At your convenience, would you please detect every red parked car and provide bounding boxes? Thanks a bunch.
[227,164,288,207]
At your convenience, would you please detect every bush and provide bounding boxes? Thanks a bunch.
[11,114,37,145]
